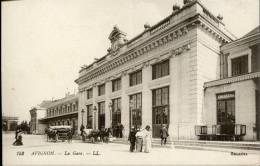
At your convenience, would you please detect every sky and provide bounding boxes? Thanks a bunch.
[2,0,259,122]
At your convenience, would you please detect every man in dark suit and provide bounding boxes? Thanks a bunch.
[160,125,169,145]
[128,127,136,152]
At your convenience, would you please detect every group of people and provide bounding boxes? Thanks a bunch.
[128,124,169,153]
[112,123,124,138]
[128,125,152,153]
[99,127,113,142]
[13,128,23,146]
[80,124,114,143]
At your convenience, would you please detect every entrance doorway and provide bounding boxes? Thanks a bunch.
[98,102,105,130]
[129,93,142,130]
[111,98,121,137]
[152,87,169,138]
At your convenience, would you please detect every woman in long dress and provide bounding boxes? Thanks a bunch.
[135,128,143,152]
[143,125,152,153]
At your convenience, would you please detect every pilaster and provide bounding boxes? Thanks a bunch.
[105,81,112,128]
[121,73,130,137]
[142,63,152,129]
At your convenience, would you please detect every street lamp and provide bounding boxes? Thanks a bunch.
[93,106,97,130]
[81,109,85,126]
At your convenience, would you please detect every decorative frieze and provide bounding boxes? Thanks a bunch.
[76,23,195,85]
[198,21,229,44]
[77,19,229,86]
[172,44,191,56]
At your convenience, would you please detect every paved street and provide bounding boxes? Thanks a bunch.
[3,133,260,166]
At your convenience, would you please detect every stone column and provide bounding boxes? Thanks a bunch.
[121,72,130,138]
[142,63,152,130]
[169,56,178,140]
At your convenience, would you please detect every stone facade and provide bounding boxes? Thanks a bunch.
[204,26,260,141]
[39,94,79,135]
[2,116,18,131]
[75,0,235,139]
[30,107,47,134]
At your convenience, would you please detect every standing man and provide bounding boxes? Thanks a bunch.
[80,124,85,136]
[119,123,124,138]
[160,124,169,146]
[67,129,73,143]
[128,127,136,152]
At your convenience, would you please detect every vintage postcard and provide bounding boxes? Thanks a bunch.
[2,0,260,165]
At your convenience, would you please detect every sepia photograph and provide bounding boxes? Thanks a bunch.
[2,0,260,165]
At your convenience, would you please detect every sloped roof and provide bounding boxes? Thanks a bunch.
[243,26,260,38]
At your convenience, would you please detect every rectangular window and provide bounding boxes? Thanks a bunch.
[129,70,142,86]
[98,102,105,114]
[98,84,105,96]
[152,87,169,125]
[87,88,93,99]
[217,93,235,125]
[86,104,93,129]
[98,102,105,129]
[112,78,121,92]
[112,98,121,126]
[152,59,169,80]
[231,55,248,76]
[130,93,142,128]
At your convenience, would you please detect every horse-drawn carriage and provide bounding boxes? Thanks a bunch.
[46,125,72,142]
[82,129,100,143]
[81,128,114,143]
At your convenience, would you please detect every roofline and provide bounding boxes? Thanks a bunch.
[76,0,233,82]
[221,32,260,51]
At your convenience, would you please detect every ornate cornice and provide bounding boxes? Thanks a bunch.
[76,12,233,88]
[76,22,195,85]
[204,72,260,88]
[172,43,191,56]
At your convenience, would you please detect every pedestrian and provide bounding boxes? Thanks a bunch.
[80,124,85,136]
[143,125,152,153]
[115,124,119,137]
[128,127,136,152]
[12,128,20,145]
[160,124,169,145]
[100,127,105,143]
[67,129,73,143]
[135,128,143,152]
[119,123,124,138]
[103,128,109,143]
[13,129,23,146]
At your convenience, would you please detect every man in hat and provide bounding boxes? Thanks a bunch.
[128,126,136,152]
[160,124,169,145]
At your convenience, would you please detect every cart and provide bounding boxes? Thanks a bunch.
[46,125,72,142]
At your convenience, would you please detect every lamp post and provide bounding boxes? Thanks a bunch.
[81,109,85,126]
[93,106,97,130]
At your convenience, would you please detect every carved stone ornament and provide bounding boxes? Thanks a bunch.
[172,44,191,56]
